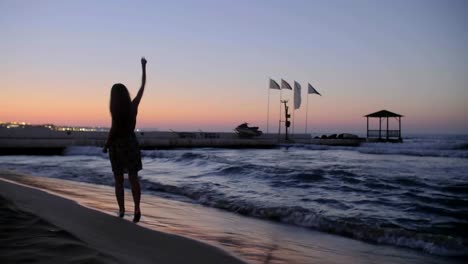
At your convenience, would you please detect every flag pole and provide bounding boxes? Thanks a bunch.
[305,93,309,134]
[267,82,270,134]
[292,107,295,135]
[278,88,282,140]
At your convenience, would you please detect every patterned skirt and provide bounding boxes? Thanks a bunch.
[109,133,142,174]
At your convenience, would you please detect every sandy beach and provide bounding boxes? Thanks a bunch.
[0,174,244,264]
[0,195,118,263]
[1,170,464,264]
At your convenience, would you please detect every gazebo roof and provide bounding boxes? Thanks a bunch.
[365,109,403,118]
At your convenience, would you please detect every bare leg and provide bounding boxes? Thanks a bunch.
[129,171,141,222]
[113,173,125,216]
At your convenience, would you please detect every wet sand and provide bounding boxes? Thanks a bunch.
[0,171,463,264]
[0,196,117,263]
[0,174,244,264]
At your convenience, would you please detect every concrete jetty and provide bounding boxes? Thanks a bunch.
[0,127,312,154]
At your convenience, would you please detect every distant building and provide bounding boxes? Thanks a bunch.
[0,122,108,132]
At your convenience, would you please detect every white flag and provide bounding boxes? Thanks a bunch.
[281,79,292,90]
[294,81,301,109]
[269,79,280,90]
[308,83,321,96]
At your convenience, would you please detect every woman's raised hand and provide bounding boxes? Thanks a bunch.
[134,56,147,106]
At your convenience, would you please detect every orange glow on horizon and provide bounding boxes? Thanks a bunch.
[2,68,467,133]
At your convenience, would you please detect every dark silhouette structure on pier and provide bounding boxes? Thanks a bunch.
[281,100,291,140]
[365,110,403,142]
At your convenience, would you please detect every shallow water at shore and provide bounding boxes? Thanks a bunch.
[2,172,464,264]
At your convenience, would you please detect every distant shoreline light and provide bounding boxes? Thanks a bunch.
[0,122,109,132]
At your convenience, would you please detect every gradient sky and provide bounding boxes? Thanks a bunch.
[1,0,467,133]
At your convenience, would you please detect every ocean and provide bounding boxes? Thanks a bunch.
[1,134,467,260]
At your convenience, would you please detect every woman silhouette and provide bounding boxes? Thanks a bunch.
[103,57,147,223]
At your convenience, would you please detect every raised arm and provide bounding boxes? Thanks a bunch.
[133,57,147,107]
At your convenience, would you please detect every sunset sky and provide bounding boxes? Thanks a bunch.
[2,0,467,134]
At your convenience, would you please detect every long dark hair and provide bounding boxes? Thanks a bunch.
[110,83,132,124]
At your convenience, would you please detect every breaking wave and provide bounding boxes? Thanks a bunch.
[299,137,468,158]
[141,179,467,257]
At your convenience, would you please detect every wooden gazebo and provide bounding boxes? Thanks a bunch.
[365,110,403,141]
